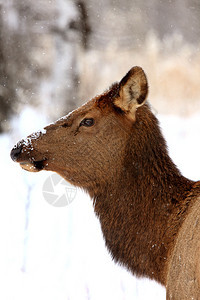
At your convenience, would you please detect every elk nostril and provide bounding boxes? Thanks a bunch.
[10,144,23,162]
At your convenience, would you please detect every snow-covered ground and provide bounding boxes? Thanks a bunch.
[1,107,200,300]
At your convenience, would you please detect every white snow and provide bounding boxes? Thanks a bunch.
[22,130,47,148]
[1,108,200,300]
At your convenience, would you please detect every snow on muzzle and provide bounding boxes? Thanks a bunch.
[10,130,48,172]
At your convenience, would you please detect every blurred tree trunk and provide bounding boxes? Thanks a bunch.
[0,5,16,132]
[0,0,91,132]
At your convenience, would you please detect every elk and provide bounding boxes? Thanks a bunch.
[10,67,200,299]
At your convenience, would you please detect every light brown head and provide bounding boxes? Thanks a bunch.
[10,66,148,191]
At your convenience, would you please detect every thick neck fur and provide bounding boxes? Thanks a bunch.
[88,105,194,285]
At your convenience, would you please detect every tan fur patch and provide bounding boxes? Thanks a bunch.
[114,66,148,120]
[20,162,39,172]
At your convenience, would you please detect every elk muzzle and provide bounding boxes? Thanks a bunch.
[10,137,48,172]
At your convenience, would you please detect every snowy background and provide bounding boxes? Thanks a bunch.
[0,0,200,299]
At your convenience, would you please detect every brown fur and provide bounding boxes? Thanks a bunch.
[166,183,200,299]
[10,67,200,297]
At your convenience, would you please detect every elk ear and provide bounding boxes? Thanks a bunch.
[114,66,148,120]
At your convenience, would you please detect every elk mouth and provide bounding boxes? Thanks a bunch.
[10,137,50,172]
[19,159,48,172]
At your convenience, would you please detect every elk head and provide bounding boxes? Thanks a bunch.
[10,67,148,192]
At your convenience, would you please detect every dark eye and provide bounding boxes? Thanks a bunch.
[80,118,94,127]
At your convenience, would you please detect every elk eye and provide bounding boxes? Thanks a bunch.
[80,118,94,127]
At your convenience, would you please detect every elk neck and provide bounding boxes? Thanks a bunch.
[88,105,194,285]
